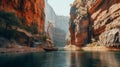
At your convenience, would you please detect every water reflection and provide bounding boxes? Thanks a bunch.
[0,51,120,67]
[67,51,120,67]
[67,51,94,67]
[92,51,120,67]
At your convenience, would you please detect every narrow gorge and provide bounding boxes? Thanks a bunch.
[45,0,69,47]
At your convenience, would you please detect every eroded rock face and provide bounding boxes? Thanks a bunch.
[0,0,45,33]
[69,0,94,47]
[69,0,120,47]
[91,0,120,38]
[99,28,120,47]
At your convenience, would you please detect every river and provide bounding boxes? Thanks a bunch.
[0,50,120,67]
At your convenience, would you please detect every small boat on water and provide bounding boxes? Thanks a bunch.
[43,47,58,51]
[43,39,58,51]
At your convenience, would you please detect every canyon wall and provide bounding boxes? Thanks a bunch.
[45,0,69,46]
[90,0,120,47]
[69,0,120,47]
[0,0,45,33]
[0,0,45,47]
[69,0,95,47]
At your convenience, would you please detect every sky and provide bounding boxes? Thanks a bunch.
[48,0,74,16]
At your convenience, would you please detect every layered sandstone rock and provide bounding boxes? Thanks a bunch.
[91,0,120,38]
[90,0,120,47]
[0,0,45,33]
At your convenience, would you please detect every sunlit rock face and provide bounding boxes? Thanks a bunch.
[45,0,69,46]
[0,0,45,33]
[69,0,120,47]
[99,28,120,47]
[90,0,120,47]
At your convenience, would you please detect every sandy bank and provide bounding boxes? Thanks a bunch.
[64,45,81,51]
[64,45,120,51]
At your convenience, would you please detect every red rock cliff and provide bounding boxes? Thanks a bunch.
[0,0,45,33]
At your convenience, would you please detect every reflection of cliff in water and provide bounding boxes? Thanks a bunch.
[93,52,120,67]
[67,51,120,67]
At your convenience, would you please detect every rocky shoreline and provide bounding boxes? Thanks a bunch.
[1,46,120,54]
[81,46,120,51]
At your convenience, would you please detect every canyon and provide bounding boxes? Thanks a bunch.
[0,0,120,49]
[0,1,120,67]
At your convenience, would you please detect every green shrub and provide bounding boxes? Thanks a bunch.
[42,35,47,42]
[0,27,17,40]
[0,10,21,29]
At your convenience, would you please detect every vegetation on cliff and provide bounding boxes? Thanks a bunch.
[0,0,45,48]
[0,11,21,39]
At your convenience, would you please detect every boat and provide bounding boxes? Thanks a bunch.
[43,47,58,51]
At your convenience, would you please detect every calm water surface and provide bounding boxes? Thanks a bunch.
[0,51,120,67]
